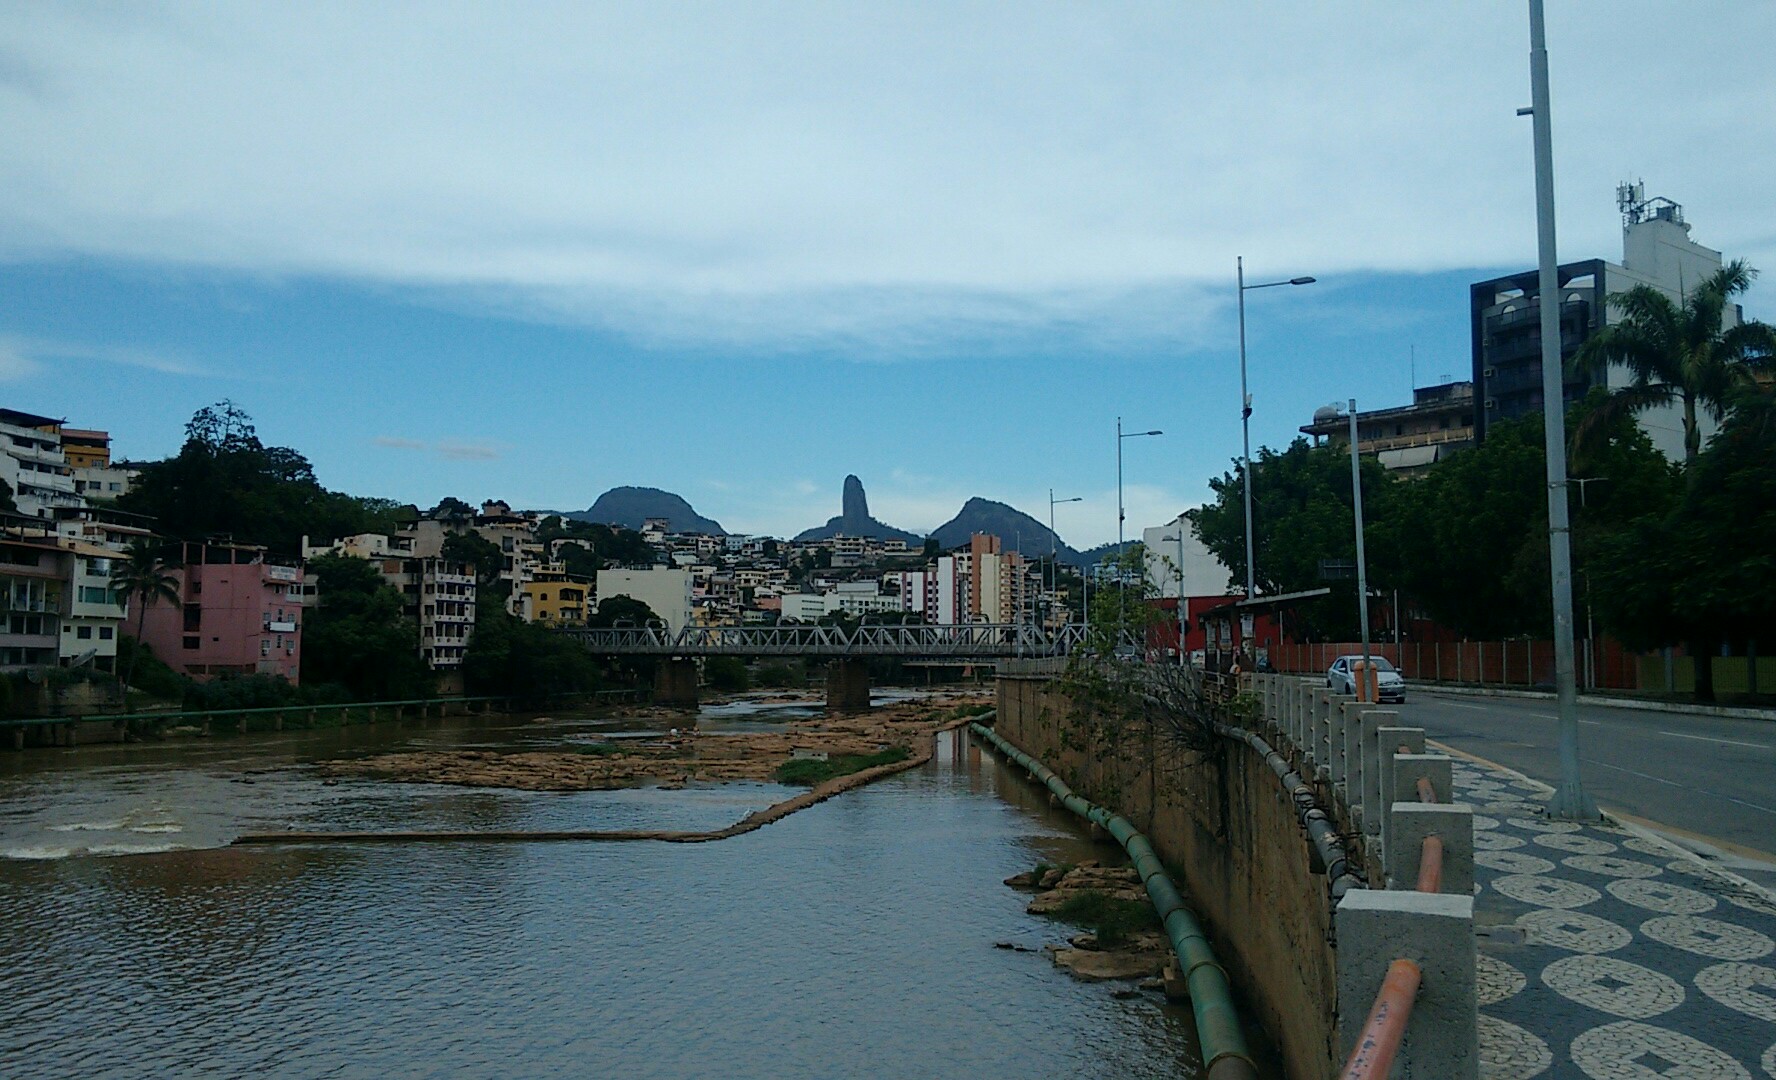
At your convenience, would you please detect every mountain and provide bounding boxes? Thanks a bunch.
[929,497,1084,562]
[568,487,727,535]
[793,475,925,544]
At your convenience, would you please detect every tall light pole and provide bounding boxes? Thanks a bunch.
[1049,490,1081,626]
[1117,417,1163,636]
[1348,401,1373,684]
[1523,0,1597,820]
[1238,258,1317,600]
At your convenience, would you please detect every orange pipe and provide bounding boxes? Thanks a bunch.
[1415,776,1437,804]
[1339,958,1423,1080]
[1416,835,1444,893]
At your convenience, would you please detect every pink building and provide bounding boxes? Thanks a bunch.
[138,541,305,684]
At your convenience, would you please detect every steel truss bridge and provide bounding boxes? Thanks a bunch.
[563,623,1088,659]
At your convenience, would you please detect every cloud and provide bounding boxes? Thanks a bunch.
[2,3,1773,352]
[436,441,501,462]
[0,334,210,376]
[0,341,41,381]
[374,435,502,461]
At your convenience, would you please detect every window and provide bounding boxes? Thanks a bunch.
[99,627,113,640]
[77,626,93,639]
[183,636,199,650]
[261,639,270,656]
[183,604,202,631]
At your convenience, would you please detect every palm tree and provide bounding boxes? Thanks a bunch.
[1572,260,1776,468]
[109,540,182,696]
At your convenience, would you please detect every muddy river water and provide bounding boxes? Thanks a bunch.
[0,694,1224,1078]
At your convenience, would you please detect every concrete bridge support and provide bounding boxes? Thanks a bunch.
[825,660,871,711]
[653,658,700,708]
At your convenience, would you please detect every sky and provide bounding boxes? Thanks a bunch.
[3,2,1773,548]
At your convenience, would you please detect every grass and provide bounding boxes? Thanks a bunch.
[570,741,623,756]
[773,745,912,785]
[1038,888,1160,947]
[949,703,995,720]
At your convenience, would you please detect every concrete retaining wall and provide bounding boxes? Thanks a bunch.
[996,673,1338,1080]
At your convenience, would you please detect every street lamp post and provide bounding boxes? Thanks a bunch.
[1049,490,1081,627]
[1348,400,1373,686]
[1117,417,1163,639]
[1523,0,1597,820]
[1237,258,1317,600]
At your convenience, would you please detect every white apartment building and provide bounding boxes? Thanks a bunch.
[1142,516,1236,600]
[0,409,81,520]
[596,567,693,633]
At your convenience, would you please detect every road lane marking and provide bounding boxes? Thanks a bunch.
[1587,760,1776,817]
[1443,703,1488,711]
[1657,731,1773,751]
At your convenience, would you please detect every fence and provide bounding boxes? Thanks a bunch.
[1270,638,1643,691]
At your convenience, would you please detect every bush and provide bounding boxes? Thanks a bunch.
[755,663,796,688]
[773,745,911,786]
[1040,889,1160,947]
[118,637,192,703]
[704,656,750,692]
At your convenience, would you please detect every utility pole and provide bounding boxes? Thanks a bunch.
[1524,0,1597,819]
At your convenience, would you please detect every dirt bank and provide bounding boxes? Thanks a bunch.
[316,692,991,792]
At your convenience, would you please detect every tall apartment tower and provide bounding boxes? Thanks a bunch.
[1470,185,1737,459]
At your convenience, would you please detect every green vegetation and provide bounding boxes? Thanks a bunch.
[108,539,182,692]
[704,656,750,692]
[119,402,409,557]
[1037,889,1160,947]
[755,662,797,688]
[461,608,604,705]
[1573,260,1776,467]
[773,745,911,785]
[301,554,434,701]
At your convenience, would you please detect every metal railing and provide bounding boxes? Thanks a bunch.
[564,622,1087,658]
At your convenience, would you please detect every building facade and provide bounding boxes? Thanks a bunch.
[138,541,305,684]
[595,567,693,633]
[1298,382,1477,474]
[1472,189,1735,459]
[0,536,69,670]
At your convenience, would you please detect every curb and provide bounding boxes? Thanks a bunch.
[1413,683,1776,723]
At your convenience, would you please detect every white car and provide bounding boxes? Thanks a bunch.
[1327,655,1406,703]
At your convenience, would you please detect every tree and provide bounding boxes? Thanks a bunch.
[441,532,506,591]
[299,555,432,700]
[461,608,604,704]
[1588,393,1776,701]
[121,402,405,554]
[1191,438,1406,640]
[587,595,661,628]
[1572,260,1776,468]
[109,540,182,694]
[0,478,15,515]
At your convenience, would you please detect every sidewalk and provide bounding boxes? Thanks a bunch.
[1446,746,1776,1078]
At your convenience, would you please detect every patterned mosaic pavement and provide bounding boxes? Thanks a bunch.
[1447,745,1776,1078]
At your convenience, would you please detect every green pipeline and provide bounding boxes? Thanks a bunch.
[971,722,1258,1080]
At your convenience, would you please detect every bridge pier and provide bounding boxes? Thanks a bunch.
[653,658,700,708]
[824,660,871,711]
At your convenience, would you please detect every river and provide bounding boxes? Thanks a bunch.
[0,694,1229,1078]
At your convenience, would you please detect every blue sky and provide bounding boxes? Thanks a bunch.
[3,3,1773,547]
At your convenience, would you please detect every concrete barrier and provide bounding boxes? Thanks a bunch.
[1334,890,1478,1079]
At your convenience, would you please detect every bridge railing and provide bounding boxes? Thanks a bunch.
[564,623,1088,658]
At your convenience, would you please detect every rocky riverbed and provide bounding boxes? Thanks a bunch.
[317,693,992,791]
[1006,862,1175,984]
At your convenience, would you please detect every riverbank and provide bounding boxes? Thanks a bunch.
[316,692,991,792]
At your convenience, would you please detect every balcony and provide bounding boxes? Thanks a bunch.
[265,620,299,633]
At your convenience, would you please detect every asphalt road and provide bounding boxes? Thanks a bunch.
[1394,689,1776,890]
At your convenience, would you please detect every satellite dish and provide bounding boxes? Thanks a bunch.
[1313,405,1342,423]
